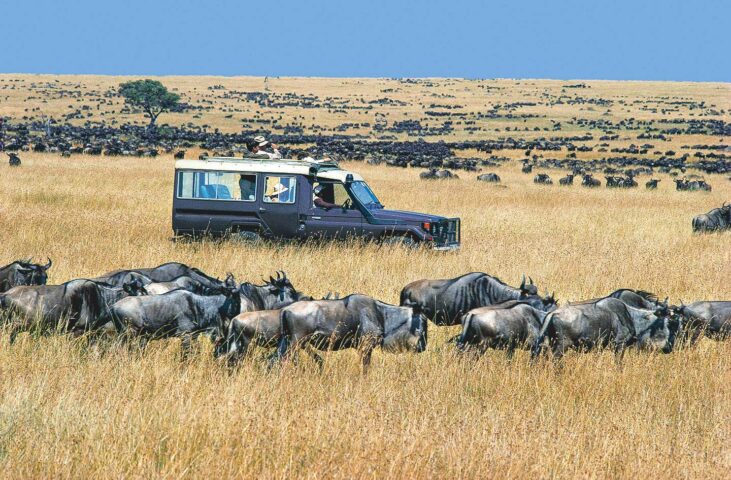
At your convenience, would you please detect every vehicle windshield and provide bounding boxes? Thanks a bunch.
[349,181,382,209]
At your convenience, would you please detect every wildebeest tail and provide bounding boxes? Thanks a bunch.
[531,312,555,360]
[692,216,701,232]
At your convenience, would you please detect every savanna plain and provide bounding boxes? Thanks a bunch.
[0,76,729,478]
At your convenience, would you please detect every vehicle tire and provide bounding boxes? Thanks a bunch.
[233,230,262,243]
[382,235,417,248]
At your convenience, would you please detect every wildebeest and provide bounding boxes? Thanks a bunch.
[0,258,52,292]
[559,174,574,186]
[144,274,227,295]
[534,173,552,185]
[400,272,556,326]
[456,300,549,357]
[238,271,302,313]
[8,152,21,166]
[477,173,500,183]
[274,294,427,372]
[645,179,660,189]
[582,174,600,187]
[420,169,459,180]
[692,202,730,232]
[110,286,241,356]
[98,262,233,290]
[531,297,680,362]
[521,161,533,174]
[679,301,731,339]
[675,178,711,192]
[0,278,146,341]
[605,174,637,188]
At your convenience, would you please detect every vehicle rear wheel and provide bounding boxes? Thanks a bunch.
[382,235,417,248]
[233,230,262,243]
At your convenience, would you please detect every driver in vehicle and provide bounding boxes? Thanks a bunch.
[313,184,339,210]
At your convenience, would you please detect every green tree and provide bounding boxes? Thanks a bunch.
[118,79,181,130]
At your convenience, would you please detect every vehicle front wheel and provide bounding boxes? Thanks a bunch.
[382,235,418,248]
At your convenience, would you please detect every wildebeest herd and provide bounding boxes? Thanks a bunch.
[1,258,728,372]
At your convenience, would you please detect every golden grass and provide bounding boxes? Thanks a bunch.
[0,151,730,478]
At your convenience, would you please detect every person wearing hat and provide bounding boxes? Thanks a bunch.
[265,181,290,202]
[312,184,338,210]
[243,139,271,159]
[253,135,282,159]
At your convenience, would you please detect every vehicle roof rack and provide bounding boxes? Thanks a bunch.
[204,156,339,170]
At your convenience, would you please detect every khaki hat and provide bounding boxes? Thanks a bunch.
[254,135,269,147]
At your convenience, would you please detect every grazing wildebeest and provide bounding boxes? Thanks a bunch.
[582,174,600,187]
[559,174,574,186]
[400,272,556,326]
[144,274,225,295]
[110,286,241,356]
[98,262,233,290]
[692,202,730,233]
[531,298,680,362]
[0,278,146,341]
[8,152,21,166]
[275,294,427,373]
[679,301,731,340]
[477,173,500,183]
[534,173,552,185]
[675,178,712,192]
[238,271,303,313]
[0,258,52,292]
[521,161,532,174]
[456,300,549,358]
[420,169,458,180]
[645,179,660,189]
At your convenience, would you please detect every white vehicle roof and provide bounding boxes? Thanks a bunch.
[174,157,364,183]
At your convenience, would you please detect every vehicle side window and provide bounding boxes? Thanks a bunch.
[177,171,257,201]
[263,176,297,204]
[313,182,351,206]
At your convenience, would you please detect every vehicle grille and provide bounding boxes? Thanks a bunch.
[431,218,460,246]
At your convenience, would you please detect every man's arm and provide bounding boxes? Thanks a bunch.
[314,197,338,209]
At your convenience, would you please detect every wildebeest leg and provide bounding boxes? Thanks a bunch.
[8,324,20,345]
[361,346,375,375]
[614,343,626,367]
[505,342,516,361]
[304,345,324,372]
[180,333,193,361]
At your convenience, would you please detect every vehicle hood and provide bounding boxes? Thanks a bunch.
[366,208,445,224]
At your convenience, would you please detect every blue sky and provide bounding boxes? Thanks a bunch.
[2,0,728,81]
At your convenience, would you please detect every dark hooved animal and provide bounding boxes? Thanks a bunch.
[273,294,427,373]
[570,289,663,310]
[456,300,549,358]
[645,179,660,189]
[521,161,533,174]
[534,173,552,185]
[0,278,146,341]
[110,286,241,356]
[675,178,712,192]
[559,174,574,186]
[692,202,731,233]
[420,169,459,180]
[679,301,731,340]
[144,274,227,295]
[400,272,556,326]
[0,258,52,293]
[98,262,233,290]
[477,173,500,183]
[238,271,303,313]
[582,174,600,187]
[8,153,21,166]
[531,297,680,362]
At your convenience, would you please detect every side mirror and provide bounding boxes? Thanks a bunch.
[345,174,353,184]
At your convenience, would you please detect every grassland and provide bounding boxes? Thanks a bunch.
[1,146,730,477]
[1,73,730,478]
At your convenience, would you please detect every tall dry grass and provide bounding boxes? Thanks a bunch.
[0,153,730,478]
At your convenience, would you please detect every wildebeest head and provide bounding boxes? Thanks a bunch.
[540,291,558,312]
[223,272,237,289]
[637,302,679,354]
[5,258,52,289]
[381,305,428,353]
[264,271,299,307]
[122,278,148,296]
[519,275,538,297]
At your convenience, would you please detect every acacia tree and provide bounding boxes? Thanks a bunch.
[118,79,181,130]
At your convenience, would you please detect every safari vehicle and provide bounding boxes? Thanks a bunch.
[172,157,460,249]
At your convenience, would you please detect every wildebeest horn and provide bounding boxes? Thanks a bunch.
[269,276,276,284]
[520,274,526,289]
[43,258,52,270]
[529,276,534,285]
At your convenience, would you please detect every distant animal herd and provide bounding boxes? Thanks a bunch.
[1,259,728,372]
